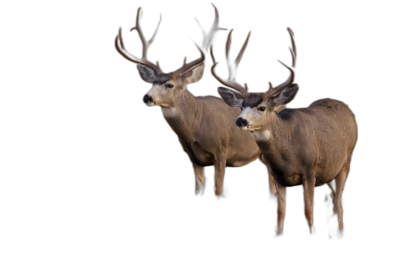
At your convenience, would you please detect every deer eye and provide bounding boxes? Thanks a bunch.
[240,107,243,110]
[258,107,266,112]
[166,84,174,88]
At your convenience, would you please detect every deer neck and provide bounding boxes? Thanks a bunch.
[161,89,200,141]
[250,111,296,159]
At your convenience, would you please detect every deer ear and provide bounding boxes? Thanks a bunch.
[180,63,205,84]
[137,65,157,83]
[218,87,244,107]
[270,84,299,110]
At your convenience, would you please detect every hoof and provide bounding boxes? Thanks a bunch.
[195,187,205,196]
[275,228,284,236]
[194,179,205,196]
[214,187,224,198]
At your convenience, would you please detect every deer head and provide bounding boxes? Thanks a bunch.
[115,5,224,108]
[212,28,298,131]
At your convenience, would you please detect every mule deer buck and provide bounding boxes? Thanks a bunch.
[212,28,357,233]
[115,5,276,196]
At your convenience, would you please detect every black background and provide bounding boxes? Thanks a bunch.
[72,1,391,257]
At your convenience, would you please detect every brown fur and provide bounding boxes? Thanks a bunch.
[222,91,357,233]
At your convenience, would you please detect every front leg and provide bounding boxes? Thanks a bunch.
[214,156,226,196]
[259,154,277,196]
[193,163,205,195]
[275,181,286,236]
[303,171,316,233]
[276,182,286,235]
[178,138,206,195]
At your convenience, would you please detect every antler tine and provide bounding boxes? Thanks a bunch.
[210,30,250,96]
[196,3,227,51]
[269,82,273,89]
[265,28,297,97]
[115,28,141,63]
[225,30,250,82]
[234,31,251,66]
[147,12,162,49]
[172,44,205,77]
[210,3,227,34]
[130,8,148,57]
[263,59,296,97]
[286,27,297,68]
[131,9,161,53]
[195,17,207,47]
[225,29,235,81]
[115,7,162,74]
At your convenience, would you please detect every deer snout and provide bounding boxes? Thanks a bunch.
[143,94,153,104]
[236,117,248,128]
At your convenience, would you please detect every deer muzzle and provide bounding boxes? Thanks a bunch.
[143,94,153,104]
[236,117,248,128]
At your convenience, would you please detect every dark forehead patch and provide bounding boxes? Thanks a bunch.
[242,93,264,108]
[153,74,172,85]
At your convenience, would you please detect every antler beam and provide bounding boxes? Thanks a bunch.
[210,30,250,96]
[195,3,227,51]
[115,8,163,74]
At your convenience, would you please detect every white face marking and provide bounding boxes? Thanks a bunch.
[146,83,174,107]
[250,130,272,142]
[239,107,253,120]
[238,107,267,131]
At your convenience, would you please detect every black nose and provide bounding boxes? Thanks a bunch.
[143,94,153,104]
[236,117,248,127]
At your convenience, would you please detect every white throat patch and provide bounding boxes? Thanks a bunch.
[162,107,178,118]
[250,130,272,142]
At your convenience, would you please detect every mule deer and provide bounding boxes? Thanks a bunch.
[213,28,357,233]
[115,5,276,196]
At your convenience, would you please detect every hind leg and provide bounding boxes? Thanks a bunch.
[334,164,350,230]
[327,182,335,203]
[214,156,226,196]
[303,171,316,233]
[259,154,277,196]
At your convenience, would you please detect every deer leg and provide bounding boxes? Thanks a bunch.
[276,181,286,235]
[327,181,335,203]
[334,164,349,230]
[178,141,206,195]
[193,163,205,195]
[259,154,277,196]
[303,171,316,233]
[214,156,226,196]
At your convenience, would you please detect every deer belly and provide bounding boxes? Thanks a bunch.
[315,152,348,184]
[274,174,303,187]
[226,151,259,167]
[190,142,214,166]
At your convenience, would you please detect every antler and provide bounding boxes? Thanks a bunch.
[286,27,297,68]
[265,27,297,98]
[173,3,227,76]
[210,29,251,96]
[195,3,227,51]
[172,44,205,77]
[115,8,163,74]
